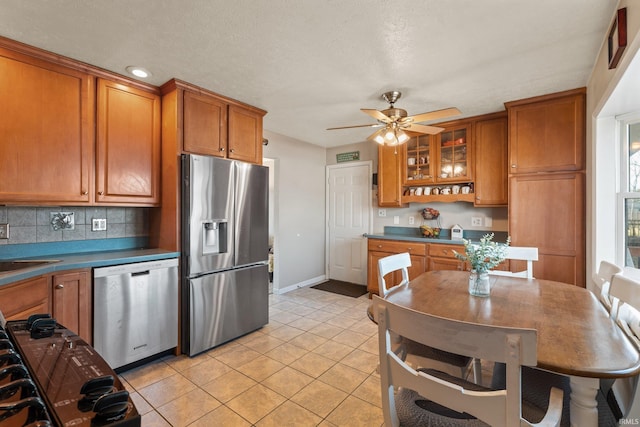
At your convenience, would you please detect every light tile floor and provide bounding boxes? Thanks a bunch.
[119,286,385,426]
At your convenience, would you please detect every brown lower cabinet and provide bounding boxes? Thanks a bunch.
[427,243,466,271]
[367,239,426,295]
[52,269,92,344]
[0,268,92,343]
[0,275,49,321]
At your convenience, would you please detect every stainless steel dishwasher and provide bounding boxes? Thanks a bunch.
[93,258,179,370]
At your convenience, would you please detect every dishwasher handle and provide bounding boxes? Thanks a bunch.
[131,270,150,277]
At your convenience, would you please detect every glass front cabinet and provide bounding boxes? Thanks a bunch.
[401,121,474,202]
[404,134,435,184]
[437,124,472,182]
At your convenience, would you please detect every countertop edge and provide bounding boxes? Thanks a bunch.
[0,249,180,286]
[365,234,466,245]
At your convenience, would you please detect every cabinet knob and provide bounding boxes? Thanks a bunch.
[98,191,104,195]
[511,164,516,168]
[230,149,234,153]
[377,245,382,248]
[407,248,412,251]
[55,284,64,289]
[220,148,225,152]
[82,190,88,195]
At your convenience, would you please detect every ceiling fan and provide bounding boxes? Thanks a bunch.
[327,91,461,145]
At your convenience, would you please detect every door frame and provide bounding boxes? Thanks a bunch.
[325,161,373,282]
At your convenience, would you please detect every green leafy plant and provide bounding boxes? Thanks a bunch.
[453,233,511,273]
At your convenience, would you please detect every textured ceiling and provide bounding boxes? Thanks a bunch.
[0,0,618,148]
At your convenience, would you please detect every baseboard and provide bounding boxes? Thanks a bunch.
[274,275,326,294]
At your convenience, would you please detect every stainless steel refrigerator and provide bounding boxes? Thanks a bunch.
[181,154,269,356]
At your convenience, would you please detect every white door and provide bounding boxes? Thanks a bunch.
[327,162,371,284]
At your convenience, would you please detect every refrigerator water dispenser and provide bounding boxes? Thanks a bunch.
[203,220,228,254]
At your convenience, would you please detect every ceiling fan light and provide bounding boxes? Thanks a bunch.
[396,130,410,144]
[370,129,386,144]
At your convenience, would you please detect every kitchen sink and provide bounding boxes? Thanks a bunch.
[0,260,60,272]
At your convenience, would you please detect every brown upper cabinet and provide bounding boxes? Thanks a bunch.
[0,44,94,204]
[377,144,406,207]
[96,79,161,205]
[389,113,507,206]
[404,134,435,184]
[434,121,473,183]
[162,79,266,165]
[228,104,264,164]
[473,113,508,206]
[183,90,228,156]
[505,88,585,174]
[0,36,161,206]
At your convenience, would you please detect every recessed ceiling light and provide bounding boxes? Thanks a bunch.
[125,66,151,79]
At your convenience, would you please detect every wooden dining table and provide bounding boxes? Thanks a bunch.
[377,269,640,427]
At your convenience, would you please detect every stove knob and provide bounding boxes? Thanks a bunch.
[93,390,130,422]
[80,375,115,401]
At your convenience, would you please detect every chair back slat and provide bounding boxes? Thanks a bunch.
[594,261,623,311]
[377,252,411,297]
[489,246,538,279]
[610,274,640,333]
[374,295,554,427]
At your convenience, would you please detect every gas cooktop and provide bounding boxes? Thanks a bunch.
[0,313,140,426]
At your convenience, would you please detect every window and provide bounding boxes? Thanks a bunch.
[620,117,640,267]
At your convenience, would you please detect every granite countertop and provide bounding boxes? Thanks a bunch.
[365,226,509,245]
[0,247,180,286]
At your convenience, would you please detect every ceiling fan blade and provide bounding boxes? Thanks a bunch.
[361,108,391,122]
[405,123,445,135]
[326,123,383,130]
[406,107,462,124]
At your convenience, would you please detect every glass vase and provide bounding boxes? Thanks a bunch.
[469,271,490,297]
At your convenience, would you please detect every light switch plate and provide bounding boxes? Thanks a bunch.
[92,218,107,231]
[0,224,8,239]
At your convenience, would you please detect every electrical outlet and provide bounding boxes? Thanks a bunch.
[378,209,387,217]
[408,216,415,225]
[0,224,8,239]
[92,218,107,231]
[471,217,482,227]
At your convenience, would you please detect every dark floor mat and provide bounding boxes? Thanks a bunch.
[311,280,368,298]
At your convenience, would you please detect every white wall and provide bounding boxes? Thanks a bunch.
[588,0,640,283]
[263,130,326,292]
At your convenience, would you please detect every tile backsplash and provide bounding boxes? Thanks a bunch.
[0,206,149,245]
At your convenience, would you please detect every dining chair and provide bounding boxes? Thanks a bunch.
[604,273,640,420]
[593,260,623,312]
[377,253,481,384]
[488,246,538,279]
[374,294,564,427]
